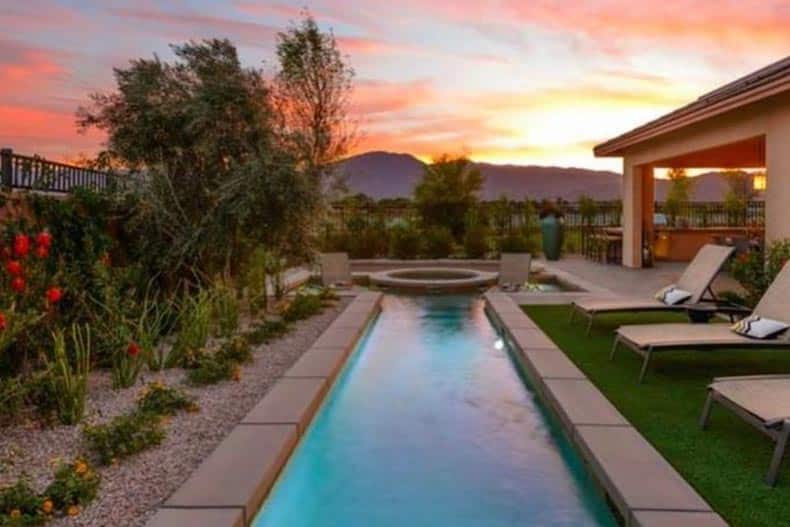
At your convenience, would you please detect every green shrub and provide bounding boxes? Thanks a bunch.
[111,338,145,390]
[0,479,46,525]
[137,382,198,416]
[388,224,421,259]
[136,296,173,372]
[245,319,290,345]
[186,356,238,386]
[730,239,790,307]
[282,293,323,323]
[171,290,212,368]
[421,226,454,258]
[46,325,91,426]
[348,225,389,258]
[215,336,252,365]
[24,371,59,425]
[499,232,536,254]
[211,282,240,338]
[44,459,100,510]
[463,224,489,258]
[83,411,165,465]
[0,377,26,426]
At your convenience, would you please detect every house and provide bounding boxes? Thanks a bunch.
[595,56,790,267]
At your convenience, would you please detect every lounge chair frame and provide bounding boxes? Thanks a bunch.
[699,375,790,485]
[569,285,730,335]
[610,334,790,383]
[570,244,735,334]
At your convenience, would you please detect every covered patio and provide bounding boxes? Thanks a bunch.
[595,56,790,267]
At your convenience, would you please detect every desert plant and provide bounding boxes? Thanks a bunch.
[83,411,165,465]
[111,338,145,390]
[44,459,100,511]
[186,356,239,386]
[282,293,323,322]
[211,281,240,338]
[0,376,26,426]
[47,325,91,426]
[171,289,212,368]
[388,223,421,259]
[245,319,290,345]
[136,296,173,372]
[421,226,454,258]
[215,336,252,365]
[0,479,46,525]
[137,382,198,416]
[243,246,270,314]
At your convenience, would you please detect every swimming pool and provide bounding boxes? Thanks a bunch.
[252,295,616,526]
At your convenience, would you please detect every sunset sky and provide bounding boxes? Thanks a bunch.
[1,1,788,172]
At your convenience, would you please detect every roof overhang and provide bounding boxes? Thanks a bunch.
[595,56,790,157]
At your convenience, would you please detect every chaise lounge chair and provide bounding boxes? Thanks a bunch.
[570,244,735,334]
[700,374,790,485]
[499,253,532,291]
[612,262,790,383]
[319,252,353,288]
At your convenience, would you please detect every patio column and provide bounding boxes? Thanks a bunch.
[766,128,790,242]
[622,161,651,267]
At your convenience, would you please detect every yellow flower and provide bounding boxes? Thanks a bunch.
[42,499,54,514]
[10,509,21,518]
[67,505,80,517]
[74,460,88,475]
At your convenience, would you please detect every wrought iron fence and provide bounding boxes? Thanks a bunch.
[326,199,765,255]
[0,148,117,193]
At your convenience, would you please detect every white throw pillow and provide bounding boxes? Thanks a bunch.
[654,284,692,306]
[731,315,790,339]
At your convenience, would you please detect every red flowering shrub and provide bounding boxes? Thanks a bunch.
[0,228,63,370]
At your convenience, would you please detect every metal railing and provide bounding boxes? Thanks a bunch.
[0,148,116,193]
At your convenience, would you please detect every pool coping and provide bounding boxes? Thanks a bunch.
[484,291,729,527]
[145,291,383,527]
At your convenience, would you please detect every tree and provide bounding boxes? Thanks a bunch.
[274,14,356,185]
[664,168,693,226]
[77,39,319,283]
[414,155,484,239]
[722,169,756,225]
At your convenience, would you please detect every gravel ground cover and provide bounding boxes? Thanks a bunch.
[0,297,351,527]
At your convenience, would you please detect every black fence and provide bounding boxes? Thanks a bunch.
[328,200,764,231]
[0,148,116,193]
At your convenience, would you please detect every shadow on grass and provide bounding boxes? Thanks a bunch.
[524,305,790,527]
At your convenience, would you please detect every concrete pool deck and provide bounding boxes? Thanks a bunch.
[145,291,383,527]
[484,291,728,527]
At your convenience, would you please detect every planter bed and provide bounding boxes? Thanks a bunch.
[0,298,351,527]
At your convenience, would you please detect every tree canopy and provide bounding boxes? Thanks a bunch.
[414,155,484,239]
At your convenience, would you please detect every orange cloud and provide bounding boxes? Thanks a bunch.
[0,104,104,159]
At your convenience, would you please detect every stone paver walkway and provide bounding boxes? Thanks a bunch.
[538,255,741,298]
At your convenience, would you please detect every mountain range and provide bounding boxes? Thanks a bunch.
[337,151,741,202]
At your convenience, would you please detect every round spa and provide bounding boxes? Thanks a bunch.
[368,267,497,292]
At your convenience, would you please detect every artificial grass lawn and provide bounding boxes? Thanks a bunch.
[524,306,790,527]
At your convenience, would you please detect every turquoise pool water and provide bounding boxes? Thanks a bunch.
[252,295,616,527]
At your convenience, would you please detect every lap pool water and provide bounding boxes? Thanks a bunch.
[252,295,616,527]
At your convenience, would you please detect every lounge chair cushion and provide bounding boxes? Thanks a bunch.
[655,284,692,305]
[617,323,767,349]
[574,297,670,314]
[731,315,790,340]
[711,376,790,424]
